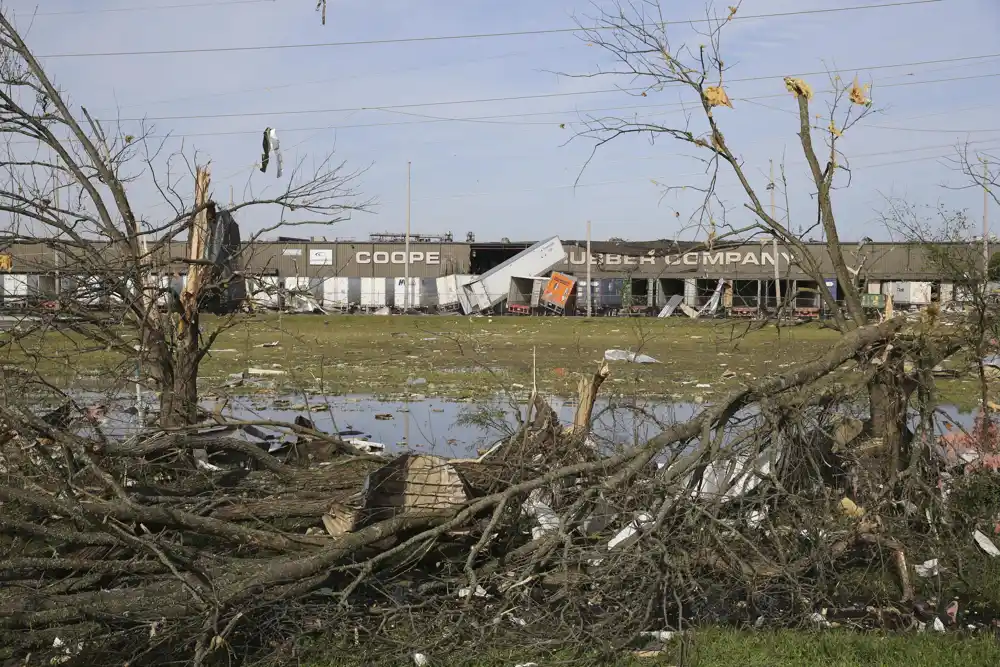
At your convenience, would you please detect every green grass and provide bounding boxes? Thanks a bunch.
[0,313,989,407]
[309,628,1000,666]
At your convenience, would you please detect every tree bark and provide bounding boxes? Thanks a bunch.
[867,351,909,480]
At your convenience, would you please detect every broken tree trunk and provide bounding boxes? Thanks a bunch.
[162,165,211,427]
[572,360,610,436]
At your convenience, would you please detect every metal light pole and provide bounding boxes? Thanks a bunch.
[586,220,592,317]
[404,160,411,311]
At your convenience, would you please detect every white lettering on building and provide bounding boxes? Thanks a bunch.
[564,249,795,269]
[354,251,441,265]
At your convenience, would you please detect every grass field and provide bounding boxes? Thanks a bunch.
[311,628,1000,666]
[0,314,986,407]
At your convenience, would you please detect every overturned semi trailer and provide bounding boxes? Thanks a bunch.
[436,274,475,312]
[459,237,566,314]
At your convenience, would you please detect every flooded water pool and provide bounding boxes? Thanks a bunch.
[43,388,982,460]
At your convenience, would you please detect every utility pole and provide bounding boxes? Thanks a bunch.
[405,161,411,312]
[984,159,990,284]
[586,220,592,318]
[770,160,780,311]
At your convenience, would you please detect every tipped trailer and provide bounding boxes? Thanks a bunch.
[459,237,566,314]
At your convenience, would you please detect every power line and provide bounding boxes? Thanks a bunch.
[409,141,997,202]
[18,67,995,155]
[100,59,1000,124]
[97,45,571,112]
[29,74,998,154]
[37,0,943,59]
[94,31,994,115]
[8,0,275,16]
[864,122,1000,133]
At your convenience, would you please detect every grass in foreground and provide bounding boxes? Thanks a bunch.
[0,313,988,407]
[311,628,1000,666]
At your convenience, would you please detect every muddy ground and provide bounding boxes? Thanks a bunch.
[0,314,987,407]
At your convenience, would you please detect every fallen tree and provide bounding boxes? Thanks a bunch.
[2,316,999,666]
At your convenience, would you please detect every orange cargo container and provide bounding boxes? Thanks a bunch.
[541,272,577,309]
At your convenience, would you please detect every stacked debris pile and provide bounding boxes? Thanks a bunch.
[2,322,1000,666]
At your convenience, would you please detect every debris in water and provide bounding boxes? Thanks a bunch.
[374,414,393,421]
[256,341,280,348]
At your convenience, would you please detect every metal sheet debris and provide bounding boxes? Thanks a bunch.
[658,293,684,318]
[604,349,659,364]
[973,529,1000,557]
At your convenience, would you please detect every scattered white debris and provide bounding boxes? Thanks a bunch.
[745,508,767,529]
[608,513,653,549]
[195,458,222,472]
[915,558,941,577]
[524,489,560,540]
[457,585,489,599]
[53,637,64,648]
[973,530,1000,557]
[604,349,659,364]
[347,438,387,456]
[247,367,286,376]
[639,630,680,642]
[515,663,539,667]
[933,617,946,632]
[413,652,430,666]
[809,612,832,628]
[695,383,712,389]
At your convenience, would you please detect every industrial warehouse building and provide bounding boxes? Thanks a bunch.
[0,236,985,315]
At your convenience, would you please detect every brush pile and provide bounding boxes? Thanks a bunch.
[2,321,1000,666]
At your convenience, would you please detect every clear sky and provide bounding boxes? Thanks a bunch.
[8,0,1000,242]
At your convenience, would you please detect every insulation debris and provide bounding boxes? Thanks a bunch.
[784,77,814,101]
[849,76,871,106]
[704,85,733,108]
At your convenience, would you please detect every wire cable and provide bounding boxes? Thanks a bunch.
[99,61,1000,124]
[8,0,276,17]
[408,141,996,202]
[36,0,945,59]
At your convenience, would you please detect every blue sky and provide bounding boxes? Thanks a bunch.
[9,0,1000,242]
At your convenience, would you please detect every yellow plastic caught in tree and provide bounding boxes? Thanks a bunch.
[704,85,733,108]
[840,497,865,519]
[784,77,813,101]
[849,77,871,106]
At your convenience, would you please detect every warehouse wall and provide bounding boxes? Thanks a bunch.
[0,239,974,282]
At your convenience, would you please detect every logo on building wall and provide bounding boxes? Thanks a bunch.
[309,249,333,265]
[355,251,441,265]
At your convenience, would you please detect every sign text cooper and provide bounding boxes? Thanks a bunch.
[355,251,441,265]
